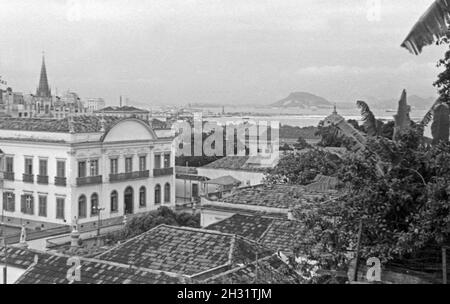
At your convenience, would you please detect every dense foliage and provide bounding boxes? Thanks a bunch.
[293,136,312,150]
[333,132,450,262]
[264,148,342,185]
[105,207,200,243]
[265,127,450,280]
[279,125,319,140]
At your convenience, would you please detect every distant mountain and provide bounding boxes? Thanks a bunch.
[271,92,333,108]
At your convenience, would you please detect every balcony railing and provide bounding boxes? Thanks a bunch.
[153,167,174,177]
[4,172,14,181]
[55,176,67,186]
[23,173,34,183]
[109,170,150,182]
[76,175,102,186]
[37,175,49,184]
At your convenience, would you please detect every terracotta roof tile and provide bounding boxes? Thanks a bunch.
[202,254,302,284]
[0,116,123,133]
[202,156,268,172]
[206,214,311,254]
[220,184,338,209]
[96,224,271,277]
[14,252,189,284]
[206,214,274,241]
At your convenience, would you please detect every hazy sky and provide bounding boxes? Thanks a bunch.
[0,0,447,106]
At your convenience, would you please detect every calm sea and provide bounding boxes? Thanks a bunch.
[200,106,431,137]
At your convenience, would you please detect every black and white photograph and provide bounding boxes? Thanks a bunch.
[1,0,450,293]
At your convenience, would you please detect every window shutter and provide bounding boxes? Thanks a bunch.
[2,192,6,210]
[30,196,34,214]
[21,195,26,213]
[11,193,15,212]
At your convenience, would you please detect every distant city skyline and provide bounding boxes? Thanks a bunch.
[0,0,445,106]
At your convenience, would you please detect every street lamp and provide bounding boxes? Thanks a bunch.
[93,206,105,245]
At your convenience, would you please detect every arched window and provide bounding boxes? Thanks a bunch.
[124,187,134,215]
[78,195,87,218]
[164,183,171,203]
[139,186,146,207]
[155,184,161,205]
[91,193,99,216]
[111,191,118,213]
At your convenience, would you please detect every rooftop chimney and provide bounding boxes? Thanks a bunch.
[70,217,81,250]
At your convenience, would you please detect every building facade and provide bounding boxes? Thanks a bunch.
[0,116,175,229]
[86,98,106,113]
[1,56,87,119]
[94,106,150,121]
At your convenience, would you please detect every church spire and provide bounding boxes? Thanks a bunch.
[36,52,51,98]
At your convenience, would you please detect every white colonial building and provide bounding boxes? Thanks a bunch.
[0,116,175,230]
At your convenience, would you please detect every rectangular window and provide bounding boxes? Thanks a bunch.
[56,198,65,220]
[6,157,14,173]
[125,157,133,173]
[78,161,86,178]
[39,159,48,176]
[90,160,99,176]
[164,153,171,168]
[25,158,33,175]
[3,192,15,212]
[110,158,118,174]
[154,154,161,169]
[38,196,47,217]
[21,194,34,215]
[57,160,66,177]
[139,156,146,171]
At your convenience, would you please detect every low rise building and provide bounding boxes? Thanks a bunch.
[2,224,301,284]
[94,106,150,121]
[0,116,175,230]
[86,98,106,113]
[197,155,275,190]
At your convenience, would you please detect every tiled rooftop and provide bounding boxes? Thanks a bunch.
[202,156,268,172]
[202,254,302,284]
[14,253,189,284]
[96,224,272,277]
[0,116,122,133]
[0,246,53,269]
[206,214,274,241]
[303,175,339,192]
[206,214,312,254]
[219,184,338,209]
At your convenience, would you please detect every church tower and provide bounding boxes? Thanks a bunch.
[36,54,51,98]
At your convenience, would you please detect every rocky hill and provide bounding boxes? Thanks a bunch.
[271,92,333,108]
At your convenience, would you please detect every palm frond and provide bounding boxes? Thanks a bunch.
[356,100,378,136]
[421,98,444,126]
[401,0,450,55]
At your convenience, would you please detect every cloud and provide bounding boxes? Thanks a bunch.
[296,61,437,77]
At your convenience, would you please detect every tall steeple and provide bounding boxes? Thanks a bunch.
[36,52,51,98]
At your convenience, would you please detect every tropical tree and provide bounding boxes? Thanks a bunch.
[356,100,394,139]
[356,100,380,136]
[431,103,450,143]
[400,0,450,145]
[105,206,200,243]
[264,149,343,185]
[401,0,450,55]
